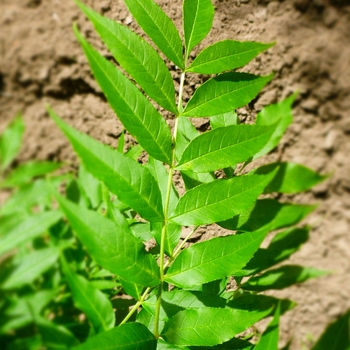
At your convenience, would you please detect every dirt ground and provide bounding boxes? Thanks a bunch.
[1,0,350,348]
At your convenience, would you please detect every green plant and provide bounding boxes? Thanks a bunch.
[1,0,348,349]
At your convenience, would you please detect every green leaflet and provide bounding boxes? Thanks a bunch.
[311,309,350,350]
[0,114,25,172]
[242,265,330,292]
[73,323,157,350]
[123,0,184,69]
[161,306,271,346]
[187,40,274,74]
[252,93,296,160]
[55,194,160,288]
[49,110,164,222]
[183,0,214,55]
[151,222,182,257]
[176,123,277,173]
[74,26,172,164]
[0,211,61,256]
[61,257,115,334]
[75,1,177,113]
[158,339,190,349]
[235,227,310,276]
[253,162,328,194]
[164,229,269,288]
[219,198,316,232]
[1,161,62,188]
[210,111,239,129]
[2,247,60,290]
[254,303,280,350]
[182,73,273,117]
[78,164,102,209]
[120,278,144,301]
[188,338,253,349]
[169,172,276,226]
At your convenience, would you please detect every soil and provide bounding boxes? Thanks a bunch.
[1,0,350,348]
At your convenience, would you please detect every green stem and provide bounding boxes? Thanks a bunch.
[153,71,186,338]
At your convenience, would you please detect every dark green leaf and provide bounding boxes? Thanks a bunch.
[188,337,253,349]
[49,110,164,222]
[0,114,25,172]
[61,257,115,333]
[254,303,280,350]
[182,73,273,117]
[242,265,330,292]
[75,1,177,113]
[162,306,271,346]
[1,161,61,188]
[252,93,296,160]
[120,278,144,301]
[123,0,184,69]
[210,111,239,129]
[2,247,60,289]
[176,124,277,173]
[0,211,61,256]
[311,309,350,350]
[169,172,277,226]
[74,26,172,164]
[56,194,160,287]
[187,40,274,74]
[252,162,328,194]
[183,0,214,55]
[219,198,315,232]
[165,229,268,288]
[73,322,157,350]
[236,227,310,276]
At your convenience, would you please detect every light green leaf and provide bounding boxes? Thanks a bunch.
[311,309,350,350]
[161,306,271,346]
[183,0,214,55]
[242,265,330,292]
[2,247,60,289]
[169,172,276,226]
[165,229,268,288]
[252,93,296,160]
[219,198,316,232]
[176,124,277,173]
[187,40,274,74]
[73,322,157,350]
[1,161,61,188]
[78,163,102,209]
[188,338,253,349]
[158,339,190,349]
[255,303,280,350]
[61,257,115,333]
[123,0,184,69]
[74,26,172,164]
[120,278,144,301]
[0,114,25,172]
[75,1,177,113]
[151,221,182,257]
[236,227,310,276]
[56,194,160,287]
[210,111,239,129]
[0,211,61,256]
[182,73,273,117]
[49,110,163,222]
[253,162,328,194]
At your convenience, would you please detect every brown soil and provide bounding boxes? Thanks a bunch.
[1,0,350,348]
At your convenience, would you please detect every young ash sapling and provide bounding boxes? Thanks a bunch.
[1,0,348,349]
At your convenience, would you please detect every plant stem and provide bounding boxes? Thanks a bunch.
[153,71,186,338]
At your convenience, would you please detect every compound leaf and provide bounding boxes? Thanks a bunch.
[176,124,277,173]
[165,229,268,288]
[74,26,172,164]
[49,110,163,222]
[0,114,25,172]
[73,322,157,350]
[187,40,274,74]
[183,0,214,55]
[124,0,184,69]
[182,73,273,117]
[242,265,330,292]
[56,194,160,287]
[76,1,177,113]
[61,257,115,334]
[169,172,276,226]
